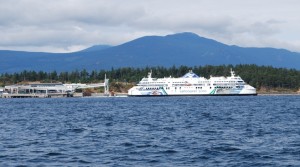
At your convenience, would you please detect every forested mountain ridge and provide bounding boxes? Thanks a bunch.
[1,65,300,92]
[0,32,300,73]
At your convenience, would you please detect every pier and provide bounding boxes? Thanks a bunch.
[1,76,109,98]
[2,93,68,98]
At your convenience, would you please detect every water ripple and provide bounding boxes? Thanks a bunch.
[0,96,299,166]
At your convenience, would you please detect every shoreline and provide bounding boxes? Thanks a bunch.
[258,93,300,96]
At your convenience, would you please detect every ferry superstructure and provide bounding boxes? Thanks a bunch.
[128,69,257,96]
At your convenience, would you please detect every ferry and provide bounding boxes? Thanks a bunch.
[128,69,257,96]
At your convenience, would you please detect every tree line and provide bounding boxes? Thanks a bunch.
[0,64,300,90]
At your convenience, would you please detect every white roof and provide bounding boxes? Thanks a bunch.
[181,70,200,78]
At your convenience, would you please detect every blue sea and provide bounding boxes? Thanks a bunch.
[0,96,299,166]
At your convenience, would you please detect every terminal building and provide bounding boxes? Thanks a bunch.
[0,87,3,96]
[2,79,109,98]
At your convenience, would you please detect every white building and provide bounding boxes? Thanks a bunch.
[3,78,109,98]
[0,87,4,95]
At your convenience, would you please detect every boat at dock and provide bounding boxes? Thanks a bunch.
[128,69,257,96]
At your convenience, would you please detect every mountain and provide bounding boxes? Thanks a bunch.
[0,32,300,73]
[79,45,111,52]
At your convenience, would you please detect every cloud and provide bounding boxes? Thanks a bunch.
[0,0,299,52]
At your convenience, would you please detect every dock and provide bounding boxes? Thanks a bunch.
[2,93,69,98]
[1,77,109,98]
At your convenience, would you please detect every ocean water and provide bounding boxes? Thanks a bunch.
[0,96,299,166]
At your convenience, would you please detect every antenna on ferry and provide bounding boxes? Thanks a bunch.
[230,68,235,77]
[148,70,152,78]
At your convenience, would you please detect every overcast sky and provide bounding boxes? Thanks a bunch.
[0,0,299,53]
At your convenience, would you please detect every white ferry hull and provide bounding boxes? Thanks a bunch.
[128,86,257,96]
[127,69,257,96]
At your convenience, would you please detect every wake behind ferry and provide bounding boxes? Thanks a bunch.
[128,69,257,96]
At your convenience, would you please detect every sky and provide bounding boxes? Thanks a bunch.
[0,0,299,53]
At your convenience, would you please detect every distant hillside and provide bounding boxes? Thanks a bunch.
[1,65,300,92]
[0,32,300,73]
[79,45,111,52]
